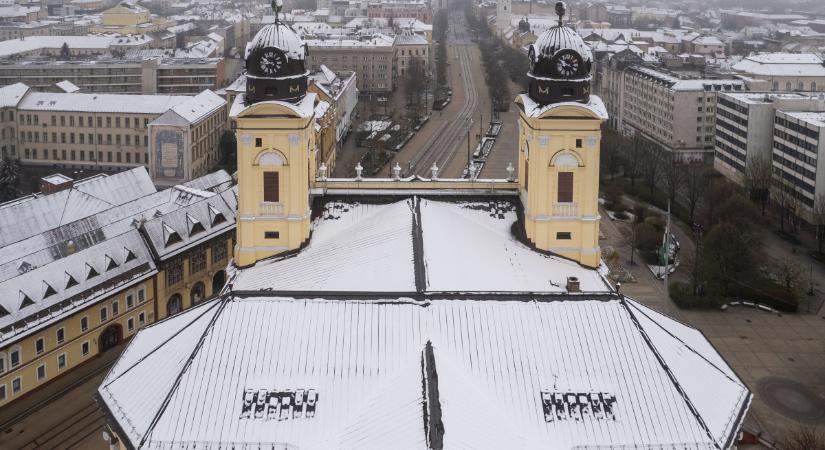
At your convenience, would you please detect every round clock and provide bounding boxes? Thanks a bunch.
[259,49,286,76]
[553,50,582,78]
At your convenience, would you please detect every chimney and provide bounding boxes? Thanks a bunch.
[40,174,74,195]
[566,276,581,293]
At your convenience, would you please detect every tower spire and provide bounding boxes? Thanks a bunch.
[555,1,566,27]
[272,0,283,24]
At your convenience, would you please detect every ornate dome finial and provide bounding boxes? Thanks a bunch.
[555,1,566,26]
[272,0,283,23]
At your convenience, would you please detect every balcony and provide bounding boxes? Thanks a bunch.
[259,202,284,216]
[552,202,578,217]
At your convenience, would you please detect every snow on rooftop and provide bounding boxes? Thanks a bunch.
[783,111,825,127]
[518,93,609,120]
[99,295,750,449]
[18,91,193,114]
[420,199,608,292]
[733,53,825,77]
[234,199,417,292]
[234,198,611,294]
[0,82,29,108]
[168,89,225,124]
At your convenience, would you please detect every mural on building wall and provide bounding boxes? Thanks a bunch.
[151,127,186,183]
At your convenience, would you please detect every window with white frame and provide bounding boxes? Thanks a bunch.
[137,286,145,303]
[56,327,65,344]
[11,377,21,395]
[112,301,119,317]
[127,318,135,332]
[58,353,67,370]
[138,312,145,326]
[80,316,88,332]
[36,364,46,381]
[0,384,6,401]
[100,306,108,322]
[81,341,90,356]
[126,291,134,309]
[35,337,45,355]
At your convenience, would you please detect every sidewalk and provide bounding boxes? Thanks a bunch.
[599,206,825,446]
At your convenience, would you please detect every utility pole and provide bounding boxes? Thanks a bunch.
[629,223,636,265]
[692,223,703,295]
[663,201,671,301]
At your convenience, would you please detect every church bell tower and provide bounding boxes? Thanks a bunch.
[516,1,607,268]
[233,0,316,267]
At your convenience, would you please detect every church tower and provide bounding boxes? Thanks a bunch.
[496,0,512,35]
[233,0,316,267]
[515,1,607,268]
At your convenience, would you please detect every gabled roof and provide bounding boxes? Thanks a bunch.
[234,198,610,293]
[0,229,156,345]
[99,295,750,449]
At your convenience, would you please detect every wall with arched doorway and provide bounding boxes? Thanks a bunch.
[99,324,123,352]
[166,293,183,317]
[212,270,226,296]
[190,282,206,305]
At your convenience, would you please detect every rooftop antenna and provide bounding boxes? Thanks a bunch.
[555,1,566,27]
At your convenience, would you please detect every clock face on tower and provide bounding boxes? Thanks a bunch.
[552,50,583,79]
[258,49,286,76]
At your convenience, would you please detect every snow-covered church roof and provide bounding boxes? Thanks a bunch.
[98,196,751,449]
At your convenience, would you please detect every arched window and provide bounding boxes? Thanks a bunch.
[167,294,183,317]
[812,82,817,91]
[772,81,778,91]
[786,81,792,91]
[798,81,804,91]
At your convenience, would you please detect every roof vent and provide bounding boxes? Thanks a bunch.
[186,213,205,236]
[65,271,79,288]
[20,290,35,308]
[162,222,182,246]
[17,260,33,274]
[124,247,137,263]
[105,255,119,271]
[86,262,99,279]
[566,277,581,293]
[40,173,74,195]
[208,204,226,226]
[154,209,163,218]
[43,281,57,299]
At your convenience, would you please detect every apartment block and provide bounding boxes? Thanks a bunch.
[0,57,225,95]
[304,34,395,93]
[0,83,227,184]
[713,91,825,220]
[620,65,745,162]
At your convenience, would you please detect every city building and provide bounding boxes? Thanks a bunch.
[304,33,395,93]
[98,9,752,448]
[732,53,825,93]
[148,90,229,186]
[394,29,430,78]
[309,65,358,159]
[0,57,226,95]
[618,65,746,162]
[0,83,227,183]
[0,167,235,406]
[367,1,433,24]
[714,91,825,221]
[90,2,168,35]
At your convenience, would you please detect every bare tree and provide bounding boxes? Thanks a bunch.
[771,179,800,234]
[659,154,683,205]
[683,164,707,223]
[782,426,825,450]
[601,129,623,181]
[813,195,825,255]
[744,153,773,216]
[639,141,661,196]
[623,135,643,189]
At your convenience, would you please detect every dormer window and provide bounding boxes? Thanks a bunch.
[86,263,99,279]
[105,255,119,271]
[162,222,182,247]
[187,213,205,236]
[20,290,35,308]
[65,271,79,289]
[208,204,226,226]
[43,282,57,299]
